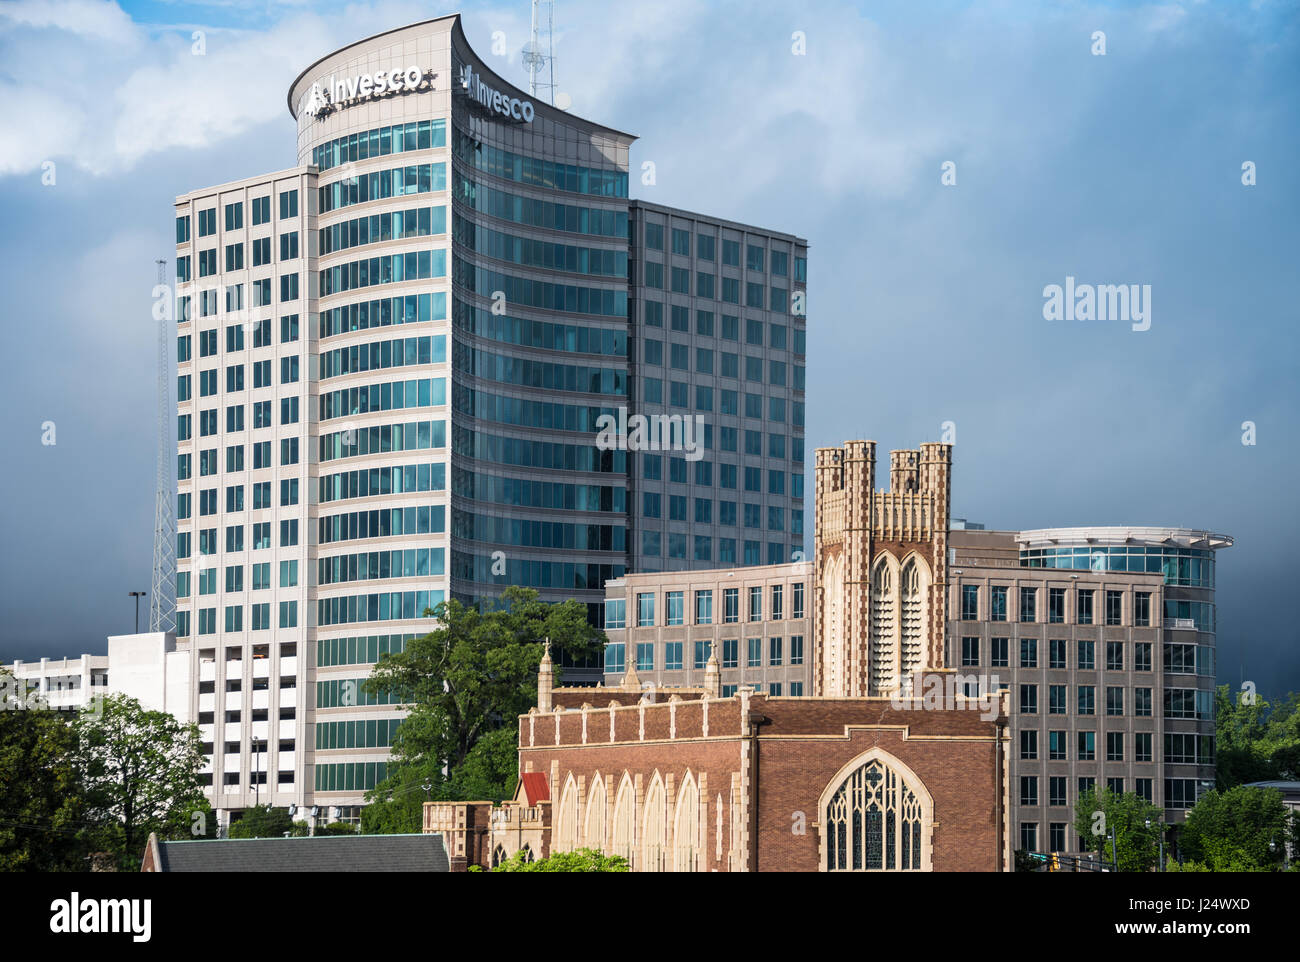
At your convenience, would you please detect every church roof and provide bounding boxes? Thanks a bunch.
[518,772,550,806]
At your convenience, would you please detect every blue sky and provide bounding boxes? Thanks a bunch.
[1,0,1296,696]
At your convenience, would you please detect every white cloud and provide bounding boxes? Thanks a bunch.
[0,0,139,45]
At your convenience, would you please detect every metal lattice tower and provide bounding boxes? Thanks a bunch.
[149,258,177,633]
[521,0,556,104]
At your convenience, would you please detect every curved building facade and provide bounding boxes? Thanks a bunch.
[174,14,808,825]
[948,524,1232,849]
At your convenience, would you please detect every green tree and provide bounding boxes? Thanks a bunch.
[361,587,604,831]
[493,847,629,872]
[1214,685,1300,789]
[74,693,206,870]
[0,669,88,871]
[1179,785,1290,871]
[1072,786,1163,872]
[228,805,306,838]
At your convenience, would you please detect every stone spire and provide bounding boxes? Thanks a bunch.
[704,640,721,698]
[537,637,553,712]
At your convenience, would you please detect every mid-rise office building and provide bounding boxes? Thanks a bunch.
[601,561,811,695]
[601,439,1232,856]
[947,525,1229,852]
[171,13,807,823]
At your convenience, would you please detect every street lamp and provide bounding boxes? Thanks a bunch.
[128,591,147,634]
[1146,817,1165,872]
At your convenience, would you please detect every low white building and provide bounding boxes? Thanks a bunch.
[5,633,191,719]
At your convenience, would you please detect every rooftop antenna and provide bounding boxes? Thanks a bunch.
[149,258,177,633]
[521,0,556,104]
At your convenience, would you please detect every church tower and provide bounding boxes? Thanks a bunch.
[813,440,952,697]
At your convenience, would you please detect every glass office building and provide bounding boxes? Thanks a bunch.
[172,14,808,823]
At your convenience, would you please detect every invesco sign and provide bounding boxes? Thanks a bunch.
[459,64,535,123]
[302,65,436,120]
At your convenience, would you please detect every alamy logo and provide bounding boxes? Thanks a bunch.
[1042,276,1151,331]
[595,407,704,462]
[49,893,151,942]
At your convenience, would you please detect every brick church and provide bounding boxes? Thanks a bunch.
[426,440,1013,872]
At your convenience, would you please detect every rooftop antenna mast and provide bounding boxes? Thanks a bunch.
[149,258,177,634]
[521,0,556,104]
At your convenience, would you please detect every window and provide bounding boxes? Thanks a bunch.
[1077,640,1095,671]
[1019,684,1037,714]
[747,637,761,668]
[1049,588,1065,623]
[724,588,739,623]
[769,637,783,666]
[746,244,765,272]
[1134,687,1153,716]
[1020,776,1038,807]
[1165,779,1198,810]
[604,598,626,629]
[671,227,690,256]
[1020,730,1038,760]
[792,582,804,619]
[1135,778,1153,803]
[722,639,738,668]
[1020,587,1037,622]
[279,189,298,220]
[990,638,1009,668]
[1048,731,1066,760]
[1106,731,1124,761]
[1134,592,1151,626]
[636,592,655,627]
[224,201,243,231]
[1135,732,1153,763]
[748,586,762,621]
[1106,686,1124,716]
[1077,685,1095,715]
[664,642,682,671]
[1134,642,1152,672]
[1077,589,1094,625]
[279,231,299,261]
[665,591,684,626]
[1105,590,1123,626]
[1020,638,1037,668]
[636,643,654,672]
[1049,778,1067,807]
[790,636,803,665]
[961,585,979,620]
[605,643,625,674]
[693,640,715,670]
[1049,823,1067,853]
[961,637,980,667]
[1049,685,1066,715]
[1020,823,1038,853]
[695,590,713,625]
[1077,731,1095,761]
[1106,641,1124,671]
[1049,639,1067,669]
[990,586,1007,621]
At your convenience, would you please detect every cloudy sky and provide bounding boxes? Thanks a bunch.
[1,0,1296,696]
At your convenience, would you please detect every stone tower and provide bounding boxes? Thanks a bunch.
[813,440,952,697]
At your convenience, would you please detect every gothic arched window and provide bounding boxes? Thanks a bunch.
[822,753,931,872]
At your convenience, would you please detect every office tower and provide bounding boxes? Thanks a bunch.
[172,14,808,824]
